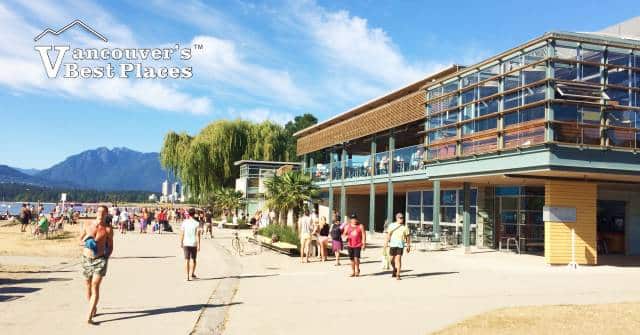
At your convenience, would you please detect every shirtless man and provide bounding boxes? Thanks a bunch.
[79,205,114,325]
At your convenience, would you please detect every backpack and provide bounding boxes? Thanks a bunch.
[330,224,342,241]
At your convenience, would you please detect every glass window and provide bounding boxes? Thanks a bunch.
[407,191,421,206]
[504,72,521,91]
[478,81,499,98]
[554,104,579,122]
[607,110,635,127]
[524,46,548,65]
[581,63,600,83]
[504,56,522,73]
[608,67,629,86]
[461,88,476,105]
[479,64,500,80]
[633,70,640,89]
[429,115,443,129]
[581,106,600,124]
[428,87,442,100]
[443,80,459,94]
[503,111,519,127]
[444,110,459,125]
[520,106,545,123]
[422,191,433,206]
[441,190,456,205]
[458,189,478,205]
[476,117,497,132]
[523,85,546,104]
[555,43,578,60]
[478,97,499,116]
[441,207,457,223]
[504,91,521,110]
[461,73,478,88]
[554,62,578,80]
[607,88,630,106]
[422,207,433,222]
[462,104,475,120]
[608,49,630,66]
[523,64,546,84]
[581,45,603,63]
[407,206,421,221]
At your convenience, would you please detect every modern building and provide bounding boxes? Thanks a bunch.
[295,20,640,265]
[160,179,184,203]
[161,180,169,198]
[234,160,301,216]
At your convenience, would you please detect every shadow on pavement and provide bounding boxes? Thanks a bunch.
[0,270,75,274]
[110,256,176,260]
[96,302,243,323]
[0,277,72,285]
[196,274,279,281]
[402,271,459,279]
[0,295,24,302]
[0,286,41,294]
[361,269,413,277]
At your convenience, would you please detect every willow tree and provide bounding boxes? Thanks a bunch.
[160,119,292,201]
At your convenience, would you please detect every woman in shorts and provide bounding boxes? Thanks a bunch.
[343,214,366,277]
[329,216,343,266]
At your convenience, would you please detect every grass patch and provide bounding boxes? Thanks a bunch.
[258,224,299,248]
[433,302,640,335]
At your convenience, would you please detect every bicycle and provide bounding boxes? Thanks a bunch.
[231,231,244,255]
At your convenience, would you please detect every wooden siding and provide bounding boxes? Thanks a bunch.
[544,181,597,265]
[297,91,426,155]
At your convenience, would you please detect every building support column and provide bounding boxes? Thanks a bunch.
[386,135,395,224]
[340,148,347,221]
[369,140,376,233]
[308,157,314,177]
[463,182,471,253]
[432,179,441,242]
[328,150,335,225]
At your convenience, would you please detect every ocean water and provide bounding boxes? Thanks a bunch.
[0,201,85,216]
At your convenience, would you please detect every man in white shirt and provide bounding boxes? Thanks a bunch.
[180,208,201,281]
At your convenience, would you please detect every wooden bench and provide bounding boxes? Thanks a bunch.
[249,235,298,255]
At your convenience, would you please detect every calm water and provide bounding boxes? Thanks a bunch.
[0,201,85,216]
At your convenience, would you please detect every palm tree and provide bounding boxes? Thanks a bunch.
[212,187,245,217]
[264,171,319,227]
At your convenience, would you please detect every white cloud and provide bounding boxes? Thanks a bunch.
[229,107,294,125]
[189,35,312,107]
[0,1,212,115]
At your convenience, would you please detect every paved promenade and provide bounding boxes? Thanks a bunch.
[0,231,237,335]
[3,227,640,334]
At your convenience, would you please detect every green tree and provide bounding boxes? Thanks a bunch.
[263,171,319,227]
[212,187,245,215]
[283,113,318,161]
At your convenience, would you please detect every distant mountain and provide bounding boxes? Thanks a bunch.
[0,165,68,187]
[14,168,41,176]
[34,147,167,192]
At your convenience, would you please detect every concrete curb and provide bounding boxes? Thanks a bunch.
[191,239,242,335]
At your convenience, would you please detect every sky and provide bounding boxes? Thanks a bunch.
[0,0,638,169]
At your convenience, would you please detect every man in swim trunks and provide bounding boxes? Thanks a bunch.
[80,205,114,325]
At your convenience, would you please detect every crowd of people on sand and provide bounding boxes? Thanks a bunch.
[294,209,411,280]
[13,202,80,239]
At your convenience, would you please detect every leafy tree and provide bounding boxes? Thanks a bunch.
[263,171,319,226]
[212,187,245,215]
[283,113,318,161]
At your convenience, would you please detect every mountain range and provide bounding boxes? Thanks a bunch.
[1,147,169,192]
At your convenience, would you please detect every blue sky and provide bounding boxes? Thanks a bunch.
[0,0,637,169]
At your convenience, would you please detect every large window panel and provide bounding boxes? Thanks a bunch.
[554,62,578,81]
[554,103,579,122]
[607,88,630,106]
[581,63,601,83]
[504,91,521,110]
[608,49,630,66]
[504,56,522,73]
[441,190,456,206]
[524,46,548,65]
[407,206,421,221]
[607,110,636,128]
[461,73,478,88]
[428,87,442,100]
[555,43,578,60]
[461,88,476,105]
[442,80,459,94]
[479,64,500,80]
[462,104,476,120]
[608,67,630,86]
[422,191,434,206]
[521,106,545,123]
[444,110,459,125]
[523,85,546,104]
[523,64,546,84]
[478,81,499,98]
[503,111,519,127]
[477,97,499,116]
[580,45,603,64]
[429,114,443,129]
[407,191,421,206]
[504,71,521,91]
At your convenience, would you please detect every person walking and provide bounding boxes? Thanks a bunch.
[343,214,366,277]
[180,208,201,281]
[385,213,411,280]
[80,205,114,325]
[298,210,314,263]
[119,208,129,234]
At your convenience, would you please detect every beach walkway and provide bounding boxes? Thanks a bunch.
[0,231,237,335]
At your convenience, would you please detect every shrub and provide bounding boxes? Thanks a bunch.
[258,224,299,248]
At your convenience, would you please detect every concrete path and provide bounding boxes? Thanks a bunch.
[221,230,640,335]
[0,231,237,335]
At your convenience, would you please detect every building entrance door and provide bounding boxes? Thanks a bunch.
[497,186,544,252]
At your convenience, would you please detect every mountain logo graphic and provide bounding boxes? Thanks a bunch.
[34,19,108,42]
